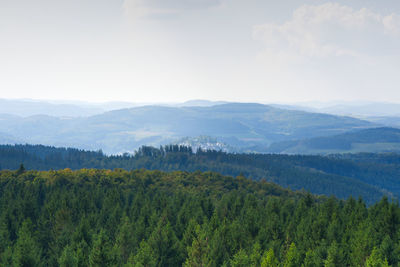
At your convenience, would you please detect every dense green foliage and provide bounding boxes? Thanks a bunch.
[0,169,399,266]
[1,144,399,204]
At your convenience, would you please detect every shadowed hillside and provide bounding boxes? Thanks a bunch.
[1,144,397,204]
[268,127,400,154]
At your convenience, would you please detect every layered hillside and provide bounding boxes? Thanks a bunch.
[0,103,374,154]
[268,127,400,154]
[1,144,397,204]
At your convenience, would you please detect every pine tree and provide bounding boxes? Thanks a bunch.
[230,249,251,267]
[16,163,25,175]
[0,217,10,252]
[283,242,300,267]
[261,248,279,267]
[0,246,13,266]
[12,220,42,267]
[128,240,157,267]
[89,230,116,267]
[302,249,322,267]
[75,240,90,267]
[147,218,184,266]
[249,242,262,266]
[325,241,345,267]
[366,247,390,267]
[184,225,211,267]
[59,245,78,267]
[114,216,135,264]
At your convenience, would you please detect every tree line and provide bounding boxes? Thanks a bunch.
[2,144,400,204]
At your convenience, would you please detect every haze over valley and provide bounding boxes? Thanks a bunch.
[2,1,400,266]
[2,98,400,155]
[1,98,394,154]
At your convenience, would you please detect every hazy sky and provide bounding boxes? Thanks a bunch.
[1,0,400,103]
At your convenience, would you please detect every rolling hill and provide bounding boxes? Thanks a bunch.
[0,98,106,117]
[0,132,21,145]
[0,103,375,154]
[268,127,400,154]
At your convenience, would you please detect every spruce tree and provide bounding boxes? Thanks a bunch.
[58,245,78,267]
[89,230,116,267]
[261,248,279,267]
[12,220,42,267]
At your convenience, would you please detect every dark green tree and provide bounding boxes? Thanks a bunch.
[89,230,116,267]
[324,241,345,267]
[12,220,42,267]
[230,249,251,267]
[184,225,211,267]
[58,245,78,267]
[128,241,157,267]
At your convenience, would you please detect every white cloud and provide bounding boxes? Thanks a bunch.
[383,13,400,35]
[253,2,400,59]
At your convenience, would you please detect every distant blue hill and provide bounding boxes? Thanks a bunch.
[268,127,400,154]
[0,103,375,154]
[0,132,21,145]
[177,99,229,107]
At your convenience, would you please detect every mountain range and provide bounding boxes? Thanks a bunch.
[0,103,376,154]
[0,98,227,117]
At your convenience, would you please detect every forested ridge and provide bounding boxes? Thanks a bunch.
[1,144,400,204]
[0,168,399,266]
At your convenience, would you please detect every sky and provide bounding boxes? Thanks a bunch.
[1,0,400,103]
